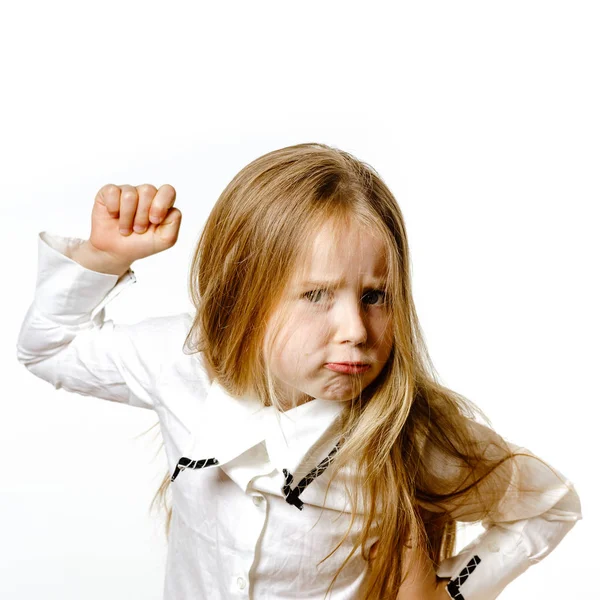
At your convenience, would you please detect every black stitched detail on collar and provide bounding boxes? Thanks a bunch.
[446,555,481,599]
[170,457,219,482]
[281,439,343,511]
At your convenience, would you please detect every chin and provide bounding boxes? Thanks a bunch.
[318,388,358,403]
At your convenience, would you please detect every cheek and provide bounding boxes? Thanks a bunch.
[285,325,323,356]
[286,312,328,344]
[265,310,332,370]
[269,320,314,360]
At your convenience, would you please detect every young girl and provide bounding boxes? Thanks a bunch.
[17,142,581,599]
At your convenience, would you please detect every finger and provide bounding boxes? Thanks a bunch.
[149,184,177,224]
[97,184,121,217]
[133,183,158,233]
[118,185,139,235]
[154,207,182,247]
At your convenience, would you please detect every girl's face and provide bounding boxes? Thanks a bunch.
[263,219,394,409]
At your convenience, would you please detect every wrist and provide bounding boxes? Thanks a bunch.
[67,240,132,276]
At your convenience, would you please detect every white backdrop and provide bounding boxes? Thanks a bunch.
[1,1,597,598]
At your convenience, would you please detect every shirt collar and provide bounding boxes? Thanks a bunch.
[264,395,348,476]
[185,379,348,481]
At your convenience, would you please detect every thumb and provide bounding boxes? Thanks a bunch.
[154,207,182,248]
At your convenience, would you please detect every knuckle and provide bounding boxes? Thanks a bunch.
[137,183,157,195]
[98,185,120,215]
[160,183,176,196]
[100,183,119,195]
[121,190,137,202]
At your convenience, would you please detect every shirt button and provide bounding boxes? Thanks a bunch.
[488,542,500,552]
[236,576,246,590]
[253,496,263,506]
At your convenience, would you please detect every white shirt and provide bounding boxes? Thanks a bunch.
[16,231,583,600]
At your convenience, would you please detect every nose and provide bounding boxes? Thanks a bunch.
[332,296,368,345]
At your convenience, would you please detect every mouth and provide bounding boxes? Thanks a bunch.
[336,362,368,366]
[325,363,371,374]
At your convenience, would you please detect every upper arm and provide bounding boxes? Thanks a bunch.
[417,417,514,523]
[17,300,194,410]
[417,414,580,525]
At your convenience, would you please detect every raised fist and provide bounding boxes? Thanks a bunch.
[89,183,182,266]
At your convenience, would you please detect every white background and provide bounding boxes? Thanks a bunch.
[1,1,598,598]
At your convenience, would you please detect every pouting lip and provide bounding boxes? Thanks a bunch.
[327,362,370,366]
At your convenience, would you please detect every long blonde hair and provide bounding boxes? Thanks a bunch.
[147,142,550,598]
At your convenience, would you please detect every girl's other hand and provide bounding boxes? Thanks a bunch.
[370,541,451,599]
[89,183,182,266]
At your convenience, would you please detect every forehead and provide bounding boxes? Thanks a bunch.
[292,218,388,284]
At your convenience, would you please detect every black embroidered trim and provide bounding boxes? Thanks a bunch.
[446,555,481,600]
[170,457,219,482]
[281,439,342,511]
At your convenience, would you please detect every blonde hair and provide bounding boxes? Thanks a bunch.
[147,142,552,598]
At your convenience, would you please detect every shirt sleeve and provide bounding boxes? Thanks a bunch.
[434,426,582,600]
[16,231,186,410]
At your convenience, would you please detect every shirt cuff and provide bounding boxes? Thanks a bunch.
[437,523,531,600]
[34,231,136,322]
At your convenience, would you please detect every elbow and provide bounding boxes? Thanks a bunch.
[16,343,63,390]
[16,343,39,368]
[16,338,49,370]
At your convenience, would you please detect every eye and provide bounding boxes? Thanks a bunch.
[302,288,388,306]
[362,289,387,306]
[302,289,331,304]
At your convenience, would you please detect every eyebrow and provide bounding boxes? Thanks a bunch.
[300,279,387,288]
